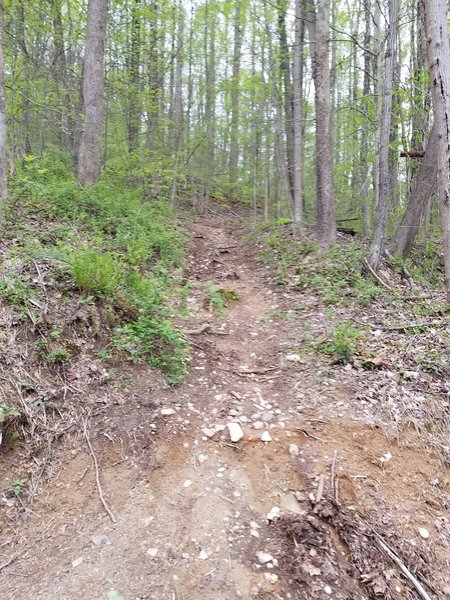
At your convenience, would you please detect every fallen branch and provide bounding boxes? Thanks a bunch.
[184,323,229,335]
[331,450,340,505]
[373,533,433,600]
[83,419,116,523]
[362,258,394,291]
[313,473,326,512]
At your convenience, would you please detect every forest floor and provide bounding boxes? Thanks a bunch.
[1,210,450,599]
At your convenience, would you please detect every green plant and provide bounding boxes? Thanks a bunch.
[320,323,362,364]
[69,248,123,296]
[95,348,112,361]
[46,346,71,364]
[114,311,188,386]
[0,403,21,423]
[204,281,239,311]
[9,479,27,497]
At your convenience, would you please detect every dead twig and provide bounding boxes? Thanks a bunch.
[82,419,116,523]
[331,450,340,506]
[184,323,229,335]
[373,532,433,600]
[363,258,394,291]
[313,474,326,512]
[296,428,325,443]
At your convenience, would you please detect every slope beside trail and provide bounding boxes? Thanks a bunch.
[1,212,450,600]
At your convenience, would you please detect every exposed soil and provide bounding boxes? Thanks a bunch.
[1,212,450,599]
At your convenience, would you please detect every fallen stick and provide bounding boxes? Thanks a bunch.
[313,474,326,512]
[363,258,394,291]
[184,323,229,335]
[331,450,340,505]
[374,533,433,600]
[83,419,116,523]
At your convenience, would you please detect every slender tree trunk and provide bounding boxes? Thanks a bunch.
[147,2,160,151]
[358,0,372,236]
[228,3,243,194]
[370,0,399,269]
[0,0,7,208]
[423,0,450,300]
[77,0,107,186]
[389,123,438,258]
[307,0,336,248]
[17,1,31,158]
[127,0,141,153]
[171,2,184,207]
[293,0,304,227]
[278,0,295,197]
[52,0,75,154]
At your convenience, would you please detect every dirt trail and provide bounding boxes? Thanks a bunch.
[1,214,450,599]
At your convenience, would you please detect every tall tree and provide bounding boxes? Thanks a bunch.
[370,0,399,269]
[423,0,450,300]
[292,0,304,227]
[0,0,6,207]
[77,0,107,186]
[128,0,142,153]
[307,0,336,247]
[228,2,243,193]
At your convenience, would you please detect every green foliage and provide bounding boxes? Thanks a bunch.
[9,479,27,497]
[114,312,188,386]
[69,249,123,296]
[0,403,21,423]
[320,323,362,364]
[259,225,381,306]
[4,152,189,385]
[203,280,240,312]
[46,347,72,364]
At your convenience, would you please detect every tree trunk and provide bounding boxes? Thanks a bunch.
[228,3,243,194]
[292,0,304,227]
[423,0,450,300]
[389,123,438,258]
[358,0,372,236]
[307,0,336,248]
[0,0,7,207]
[77,0,107,186]
[369,0,399,269]
[278,0,295,198]
[127,0,141,153]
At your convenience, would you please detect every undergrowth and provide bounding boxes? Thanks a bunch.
[1,148,189,385]
[255,223,381,306]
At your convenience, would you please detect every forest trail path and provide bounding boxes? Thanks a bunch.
[1,213,450,599]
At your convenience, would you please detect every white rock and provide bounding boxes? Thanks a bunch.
[198,454,207,464]
[419,527,430,539]
[257,551,274,564]
[378,451,392,463]
[183,480,193,488]
[264,573,279,584]
[147,548,159,558]
[253,421,264,430]
[227,422,244,442]
[261,431,272,442]
[324,586,332,595]
[267,506,281,522]
[286,354,301,362]
[92,534,111,546]
[72,557,83,568]
[161,408,176,416]
[201,427,216,438]
[289,444,299,456]
[199,549,209,560]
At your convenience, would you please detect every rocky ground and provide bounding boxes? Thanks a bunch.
[1,212,450,599]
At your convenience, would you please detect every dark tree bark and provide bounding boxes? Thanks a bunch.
[77,0,107,186]
[389,123,438,258]
[307,0,336,248]
[423,0,450,300]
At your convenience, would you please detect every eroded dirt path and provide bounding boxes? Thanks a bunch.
[1,214,450,599]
